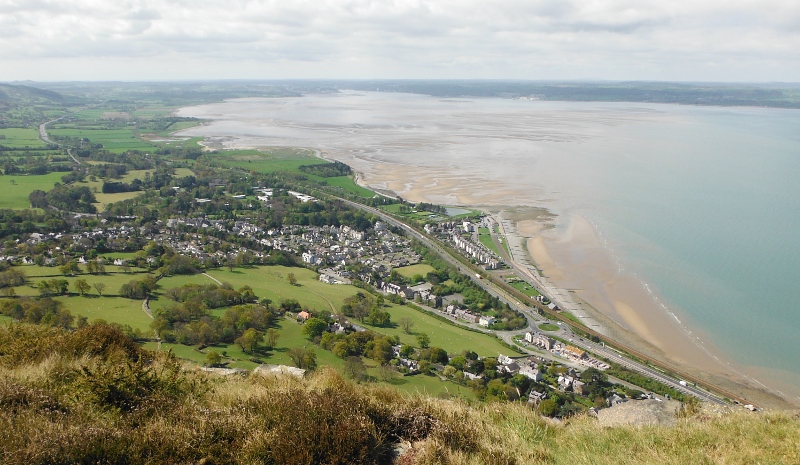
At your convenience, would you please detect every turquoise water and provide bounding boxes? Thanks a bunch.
[573,106,800,375]
[179,94,800,396]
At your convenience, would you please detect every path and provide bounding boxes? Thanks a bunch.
[141,297,153,319]
[39,115,81,165]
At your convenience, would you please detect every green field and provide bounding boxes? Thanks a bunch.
[0,172,64,209]
[478,227,502,256]
[538,323,560,332]
[363,304,509,358]
[49,128,156,153]
[205,266,359,313]
[393,264,435,281]
[211,148,318,173]
[508,280,540,297]
[58,295,152,332]
[0,128,47,148]
[320,176,376,198]
[22,272,148,296]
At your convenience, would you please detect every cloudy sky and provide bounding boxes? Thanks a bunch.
[1,0,798,82]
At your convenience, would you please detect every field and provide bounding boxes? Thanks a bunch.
[0,172,64,209]
[205,266,360,313]
[508,279,540,297]
[393,264,435,280]
[320,176,376,198]
[57,295,152,332]
[48,128,157,153]
[0,128,47,148]
[363,304,510,357]
[210,148,318,173]
[478,227,502,256]
[207,148,373,197]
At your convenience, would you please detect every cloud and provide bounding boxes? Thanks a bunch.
[0,0,798,81]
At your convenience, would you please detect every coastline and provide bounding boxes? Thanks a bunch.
[347,167,800,410]
[173,96,800,410]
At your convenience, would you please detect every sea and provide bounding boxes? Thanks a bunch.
[177,91,800,403]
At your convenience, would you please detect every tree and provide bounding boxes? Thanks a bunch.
[74,278,90,296]
[416,332,430,349]
[287,347,317,370]
[366,308,391,327]
[205,350,222,367]
[265,328,280,349]
[399,316,415,334]
[235,328,263,354]
[343,356,367,382]
[302,318,328,340]
[287,272,297,286]
[377,364,397,382]
[93,282,106,296]
[370,338,393,364]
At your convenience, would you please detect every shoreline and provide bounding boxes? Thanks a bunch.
[173,96,800,410]
[347,167,800,410]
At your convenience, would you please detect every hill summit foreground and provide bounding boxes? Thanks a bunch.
[1,323,798,465]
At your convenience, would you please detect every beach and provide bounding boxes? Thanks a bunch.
[176,92,800,409]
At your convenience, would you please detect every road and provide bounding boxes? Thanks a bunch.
[336,196,729,405]
[39,116,81,165]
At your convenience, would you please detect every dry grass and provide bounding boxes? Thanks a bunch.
[1,323,799,464]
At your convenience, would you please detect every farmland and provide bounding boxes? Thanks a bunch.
[48,128,157,153]
[0,128,48,148]
[0,172,64,209]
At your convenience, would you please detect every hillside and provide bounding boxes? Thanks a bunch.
[1,323,798,465]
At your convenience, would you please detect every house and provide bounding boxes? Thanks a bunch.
[497,354,515,365]
[563,345,587,360]
[607,393,628,406]
[478,316,496,327]
[297,311,311,321]
[519,365,543,382]
[498,362,520,374]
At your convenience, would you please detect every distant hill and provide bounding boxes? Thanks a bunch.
[310,80,800,109]
[0,83,64,104]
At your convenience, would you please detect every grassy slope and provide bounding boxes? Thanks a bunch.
[1,324,798,465]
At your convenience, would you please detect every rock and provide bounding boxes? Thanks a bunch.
[597,399,680,427]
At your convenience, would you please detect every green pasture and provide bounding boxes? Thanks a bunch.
[0,128,47,148]
[379,204,443,221]
[320,176,375,198]
[0,173,64,209]
[205,266,360,314]
[508,280,540,298]
[0,314,12,325]
[363,304,509,357]
[173,167,195,178]
[24,272,146,296]
[393,264,435,281]
[48,128,156,153]
[210,147,313,169]
[478,227,502,256]
[57,295,152,332]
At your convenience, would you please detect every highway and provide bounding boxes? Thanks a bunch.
[336,196,730,406]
